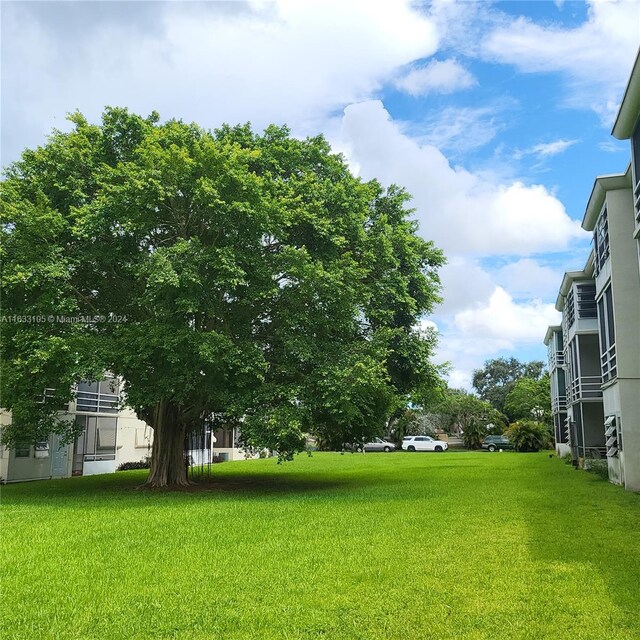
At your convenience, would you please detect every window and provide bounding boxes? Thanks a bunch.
[75,378,119,413]
[570,339,579,383]
[36,387,64,406]
[74,416,117,461]
[565,289,576,328]
[594,208,609,275]
[597,286,617,382]
[576,283,597,318]
[14,444,31,458]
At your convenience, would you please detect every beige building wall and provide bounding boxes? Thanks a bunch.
[584,174,640,491]
[2,398,250,483]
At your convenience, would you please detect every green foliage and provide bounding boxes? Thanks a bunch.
[584,459,610,481]
[435,389,505,449]
[506,419,552,452]
[389,408,437,446]
[503,373,552,425]
[116,457,151,471]
[1,108,445,484]
[472,357,545,414]
[562,452,574,465]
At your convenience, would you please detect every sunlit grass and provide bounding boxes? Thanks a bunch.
[2,452,639,639]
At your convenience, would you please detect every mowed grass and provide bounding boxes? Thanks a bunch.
[2,452,640,640]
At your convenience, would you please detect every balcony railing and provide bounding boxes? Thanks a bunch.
[548,350,565,370]
[601,344,617,383]
[567,375,602,403]
[551,395,567,413]
[75,389,119,413]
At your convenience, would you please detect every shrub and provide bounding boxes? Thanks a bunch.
[116,457,151,471]
[584,458,610,481]
[505,420,552,452]
[390,410,436,447]
[561,452,574,465]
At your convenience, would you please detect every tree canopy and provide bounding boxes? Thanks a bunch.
[433,389,506,449]
[471,357,545,414]
[0,108,445,486]
[503,373,552,425]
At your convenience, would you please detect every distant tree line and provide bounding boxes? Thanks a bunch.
[395,357,552,451]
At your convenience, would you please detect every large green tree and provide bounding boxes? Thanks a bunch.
[435,390,505,449]
[503,373,552,425]
[471,357,545,414]
[1,108,445,486]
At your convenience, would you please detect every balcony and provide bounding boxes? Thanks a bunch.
[551,395,567,413]
[567,375,602,403]
[548,350,565,370]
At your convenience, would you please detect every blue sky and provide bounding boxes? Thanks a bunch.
[2,0,639,389]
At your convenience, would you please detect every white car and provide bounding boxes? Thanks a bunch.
[402,435,448,452]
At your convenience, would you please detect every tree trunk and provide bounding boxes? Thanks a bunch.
[145,400,190,488]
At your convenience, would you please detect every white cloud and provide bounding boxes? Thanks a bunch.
[531,140,578,157]
[493,259,564,300]
[454,287,561,345]
[481,0,640,122]
[598,139,629,153]
[435,258,495,315]
[1,0,438,164]
[430,258,563,389]
[514,139,579,161]
[413,104,505,154]
[395,58,476,96]
[340,100,588,256]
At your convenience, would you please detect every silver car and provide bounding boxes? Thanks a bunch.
[363,437,396,452]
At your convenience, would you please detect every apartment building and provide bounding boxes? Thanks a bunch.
[546,49,640,491]
[612,48,640,274]
[1,376,247,483]
[543,325,569,457]
[552,257,605,464]
[580,173,640,491]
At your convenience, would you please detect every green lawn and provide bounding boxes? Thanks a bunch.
[2,452,639,640]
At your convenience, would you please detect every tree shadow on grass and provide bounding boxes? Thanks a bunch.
[0,467,374,506]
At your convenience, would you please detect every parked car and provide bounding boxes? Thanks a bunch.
[482,435,513,452]
[363,437,396,452]
[401,435,448,452]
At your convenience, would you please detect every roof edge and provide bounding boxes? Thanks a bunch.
[582,165,632,231]
[612,48,640,140]
[543,325,561,346]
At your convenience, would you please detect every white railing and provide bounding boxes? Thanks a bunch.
[552,395,567,412]
[75,389,119,413]
[601,344,617,383]
[548,350,565,370]
[567,375,602,403]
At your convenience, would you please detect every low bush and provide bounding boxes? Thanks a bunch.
[116,457,151,471]
[585,458,610,481]
[506,420,552,452]
[561,452,574,465]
